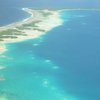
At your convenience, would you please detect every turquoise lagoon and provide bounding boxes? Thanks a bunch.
[0,9,100,100]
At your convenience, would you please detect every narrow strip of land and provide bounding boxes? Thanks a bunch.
[0,8,62,44]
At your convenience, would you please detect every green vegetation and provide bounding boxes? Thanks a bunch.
[33,28,46,32]
[0,20,45,41]
[40,11,53,17]
[0,9,54,42]
[17,20,41,30]
[0,29,26,40]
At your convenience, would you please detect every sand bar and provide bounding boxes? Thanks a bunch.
[0,8,63,43]
[0,8,63,53]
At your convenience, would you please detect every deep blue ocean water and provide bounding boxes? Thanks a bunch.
[0,4,100,100]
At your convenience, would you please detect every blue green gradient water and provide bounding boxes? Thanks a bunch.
[0,10,100,100]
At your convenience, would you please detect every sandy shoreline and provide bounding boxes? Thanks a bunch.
[0,8,63,54]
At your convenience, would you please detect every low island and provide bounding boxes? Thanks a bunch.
[0,8,63,54]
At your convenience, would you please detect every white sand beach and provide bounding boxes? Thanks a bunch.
[0,8,63,53]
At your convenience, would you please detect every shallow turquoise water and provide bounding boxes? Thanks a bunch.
[0,10,100,100]
[33,10,100,100]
